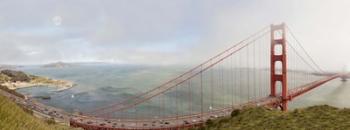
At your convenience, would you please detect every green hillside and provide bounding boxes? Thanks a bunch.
[0,94,76,130]
[196,105,350,130]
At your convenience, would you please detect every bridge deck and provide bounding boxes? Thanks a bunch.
[70,96,281,130]
[70,74,347,130]
[0,74,345,130]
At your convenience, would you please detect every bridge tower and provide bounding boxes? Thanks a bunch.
[341,77,347,82]
[341,66,348,82]
[270,23,289,111]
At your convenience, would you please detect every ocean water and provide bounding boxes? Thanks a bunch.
[17,64,187,113]
[15,64,350,118]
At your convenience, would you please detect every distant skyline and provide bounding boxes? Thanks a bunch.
[0,0,350,71]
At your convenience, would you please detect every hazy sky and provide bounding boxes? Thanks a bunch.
[0,0,349,71]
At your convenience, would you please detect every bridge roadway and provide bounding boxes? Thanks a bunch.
[70,96,281,130]
[0,73,347,130]
[70,73,348,130]
[288,73,346,99]
[0,86,280,129]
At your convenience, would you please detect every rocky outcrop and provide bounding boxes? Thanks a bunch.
[0,69,75,91]
[1,70,30,82]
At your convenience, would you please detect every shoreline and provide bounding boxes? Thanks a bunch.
[1,79,75,91]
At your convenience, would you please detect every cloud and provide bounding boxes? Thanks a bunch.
[0,0,200,65]
[0,0,349,71]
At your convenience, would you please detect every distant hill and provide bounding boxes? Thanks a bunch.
[42,62,74,68]
[0,64,18,70]
[195,105,350,130]
[0,94,76,130]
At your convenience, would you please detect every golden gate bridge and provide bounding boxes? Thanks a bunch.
[69,23,349,130]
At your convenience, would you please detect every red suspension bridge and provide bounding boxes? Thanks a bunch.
[69,23,349,130]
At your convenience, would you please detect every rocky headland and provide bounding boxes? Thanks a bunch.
[0,69,75,91]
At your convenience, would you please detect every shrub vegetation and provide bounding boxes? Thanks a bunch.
[196,105,350,130]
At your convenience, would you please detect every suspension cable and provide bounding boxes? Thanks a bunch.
[88,26,270,115]
[286,41,320,73]
[286,25,325,73]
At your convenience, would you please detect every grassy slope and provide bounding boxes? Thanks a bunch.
[197,105,350,130]
[0,94,76,130]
